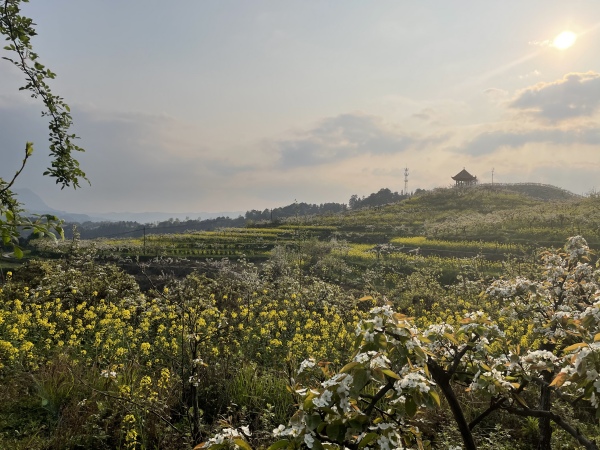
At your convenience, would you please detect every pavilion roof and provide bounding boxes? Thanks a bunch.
[452,169,477,181]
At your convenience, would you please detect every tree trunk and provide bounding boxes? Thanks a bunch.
[428,360,477,450]
[537,371,553,450]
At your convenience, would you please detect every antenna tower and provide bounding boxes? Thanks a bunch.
[404,167,409,195]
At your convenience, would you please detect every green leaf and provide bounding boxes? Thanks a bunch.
[414,346,427,360]
[267,440,290,450]
[353,368,369,391]
[306,414,322,431]
[429,390,441,407]
[443,332,459,345]
[13,246,23,259]
[480,363,492,372]
[405,397,418,417]
[358,433,379,449]
[549,372,568,388]
[326,422,345,442]
[340,362,360,373]
[513,393,528,408]
[381,369,401,380]
[312,439,324,450]
[233,439,252,450]
[303,392,317,411]
[564,342,588,352]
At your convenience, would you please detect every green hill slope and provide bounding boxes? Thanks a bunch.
[477,183,581,201]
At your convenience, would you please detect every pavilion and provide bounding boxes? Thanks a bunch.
[452,169,477,187]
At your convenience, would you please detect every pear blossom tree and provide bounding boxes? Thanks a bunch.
[201,237,600,450]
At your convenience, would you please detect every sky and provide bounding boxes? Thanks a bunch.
[2,1,600,214]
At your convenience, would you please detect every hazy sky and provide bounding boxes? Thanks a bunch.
[2,1,600,213]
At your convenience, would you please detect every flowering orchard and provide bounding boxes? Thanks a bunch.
[203,236,600,450]
[2,236,600,449]
[0,245,369,449]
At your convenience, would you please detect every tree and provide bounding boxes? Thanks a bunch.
[201,237,600,450]
[1,0,86,255]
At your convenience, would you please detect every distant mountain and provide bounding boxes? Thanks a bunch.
[13,189,244,224]
[93,211,245,223]
[14,188,96,223]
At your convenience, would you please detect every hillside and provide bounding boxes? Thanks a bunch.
[477,182,581,201]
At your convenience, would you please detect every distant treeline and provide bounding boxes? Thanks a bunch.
[61,216,247,240]
[245,202,347,222]
[349,188,416,209]
[57,188,415,239]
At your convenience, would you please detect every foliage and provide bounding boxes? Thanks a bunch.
[0,0,86,254]
[0,241,369,448]
[5,191,600,449]
[201,237,600,450]
[349,188,407,210]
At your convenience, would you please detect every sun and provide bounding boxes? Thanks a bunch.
[553,31,577,49]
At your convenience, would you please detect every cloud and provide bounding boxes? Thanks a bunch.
[0,98,226,211]
[412,108,436,121]
[509,72,600,122]
[274,113,420,168]
[458,126,600,156]
[518,70,541,80]
[528,39,551,48]
[483,88,508,103]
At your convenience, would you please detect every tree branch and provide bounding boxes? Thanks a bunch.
[502,406,598,450]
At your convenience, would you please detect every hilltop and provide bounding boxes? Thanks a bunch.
[477,182,581,201]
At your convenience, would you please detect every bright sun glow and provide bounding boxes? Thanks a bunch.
[553,31,577,49]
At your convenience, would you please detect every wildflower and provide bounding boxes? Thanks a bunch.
[304,433,315,448]
[101,369,117,378]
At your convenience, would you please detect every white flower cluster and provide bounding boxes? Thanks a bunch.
[312,389,333,408]
[368,422,405,450]
[202,426,250,448]
[424,323,454,338]
[272,422,305,438]
[192,357,205,367]
[320,373,354,412]
[520,350,558,373]
[352,351,399,369]
[469,368,513,395]
[578,300,600,327]
[522,350,557,364]
[459,311,505,339]
[370,354,392,370]
[100,369,117,378]
[565,235,589,262]
[394,371,433,395]
[423,324,458,358]
[298,357,316,374]
[486,277,535,299]
[189,374,201,387]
